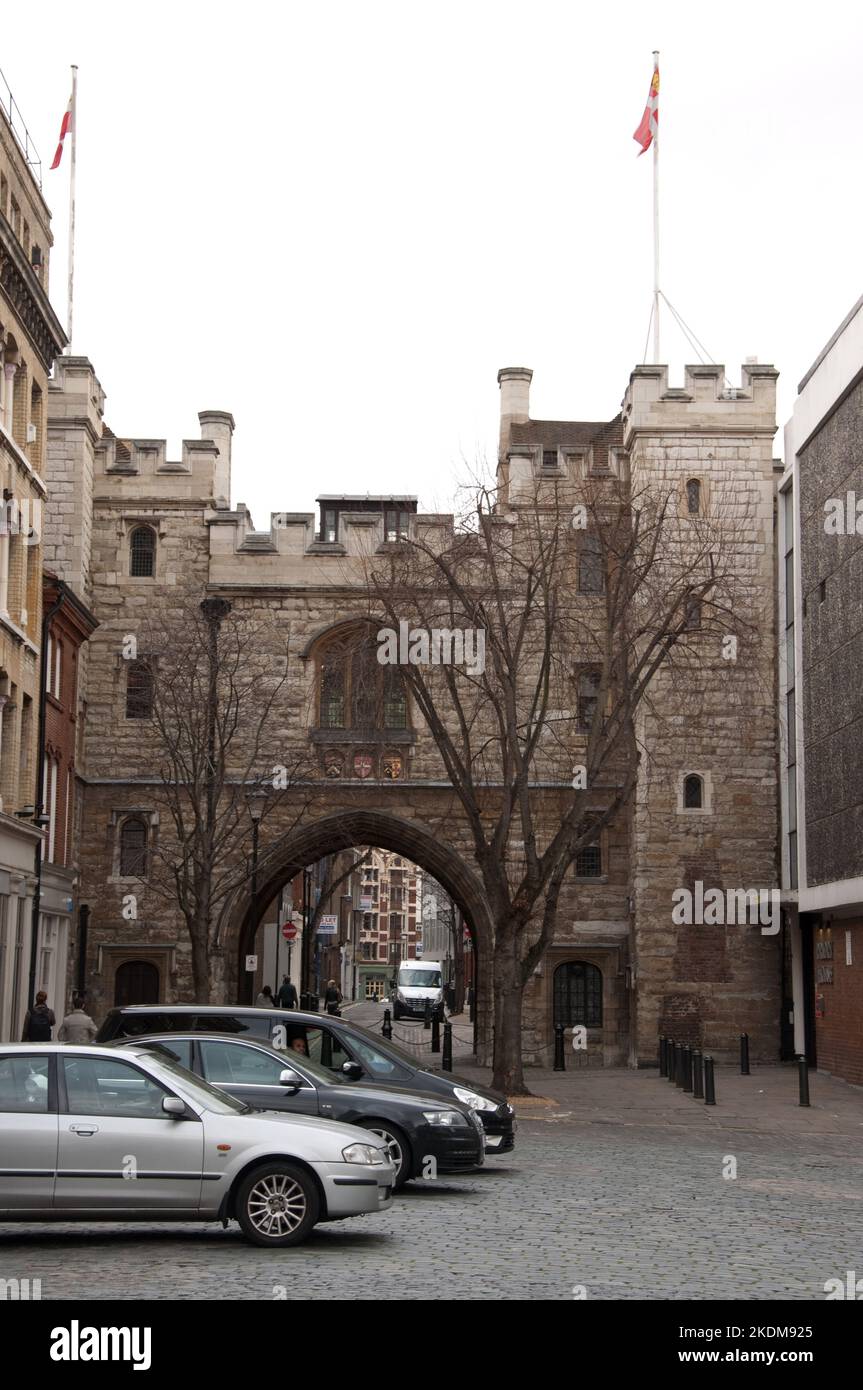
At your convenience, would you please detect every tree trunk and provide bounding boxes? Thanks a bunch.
[492,942,528,1095]
[190,913,211,1004]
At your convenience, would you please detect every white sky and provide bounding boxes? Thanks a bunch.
[4,1,863,525]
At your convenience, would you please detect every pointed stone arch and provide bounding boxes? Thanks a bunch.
[224,808,493,1055]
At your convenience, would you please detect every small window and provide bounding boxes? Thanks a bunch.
[686,479,702,515]
[683,597,702,630]
[126,660,154,719]
[553,961,602,1028]
[578,533,604,595]
[577,670,602,731]
[384,509,410,542]
[119,817,148,876]
[683,774,703,810]
[541,449,558,473]
[322,509,337,544]
[576,844,602,877]
[129,526,156,578]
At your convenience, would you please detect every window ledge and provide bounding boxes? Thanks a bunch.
[311,728,416,745]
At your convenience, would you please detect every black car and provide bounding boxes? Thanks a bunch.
[97,1005,516,1153]
[110,1032,484,1189]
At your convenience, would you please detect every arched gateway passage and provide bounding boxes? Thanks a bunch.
[225,810,493,1056]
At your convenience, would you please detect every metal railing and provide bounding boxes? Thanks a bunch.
[0,68,43,188]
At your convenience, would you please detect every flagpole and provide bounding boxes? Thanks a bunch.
[67,65,77,353]
[652,50,660,364]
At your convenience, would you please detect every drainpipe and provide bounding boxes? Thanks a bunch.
[26,587,65,1014]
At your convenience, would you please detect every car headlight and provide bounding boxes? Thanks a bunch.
[422,1109,469,1127]
[453,1086,499,1113]
[342,1143,386,1165]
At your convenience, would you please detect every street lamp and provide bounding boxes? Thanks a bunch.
[246,789,267,906]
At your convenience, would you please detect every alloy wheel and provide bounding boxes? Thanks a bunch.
[245,1171,308,1238]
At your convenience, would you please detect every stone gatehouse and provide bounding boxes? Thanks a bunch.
[45,353,781,1066]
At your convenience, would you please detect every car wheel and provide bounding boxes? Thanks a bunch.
[235,1162,320,1247]
[365,1121,411,1188]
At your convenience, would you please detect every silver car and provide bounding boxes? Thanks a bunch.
[0,1044,395,1247]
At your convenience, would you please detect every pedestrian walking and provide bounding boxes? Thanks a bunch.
[255,985,274,1007]
[277,976,298,1009]
[323,979,342,1016]
[58,1001,98,1043]
[21,991,56,1041]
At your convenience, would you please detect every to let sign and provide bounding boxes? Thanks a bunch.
[317,915,338,935]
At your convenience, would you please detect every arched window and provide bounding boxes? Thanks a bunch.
[119,817,148,876]
[683,773,703,809]
[125,660,153,719]
[553,961,602,1028]
[317,627,408,732]
[686,479,702,515]
[129,525,156,578]
[114,960,160,1007]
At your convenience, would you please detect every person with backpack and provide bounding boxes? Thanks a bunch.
[324,979,342,1016]
[21,991,56,1041]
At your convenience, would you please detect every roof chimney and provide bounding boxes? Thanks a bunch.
[497,367,532,456]
[199,410,235,507]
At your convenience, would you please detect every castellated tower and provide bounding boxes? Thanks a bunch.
[622,362,780,1063]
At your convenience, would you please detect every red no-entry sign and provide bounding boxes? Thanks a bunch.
[281,922,298,941]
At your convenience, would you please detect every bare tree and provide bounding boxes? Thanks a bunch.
[125,595,312,1003]
[365,469,758,1093]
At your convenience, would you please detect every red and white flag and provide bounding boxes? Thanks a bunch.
[633,63,659,155]
[50,94,73,170]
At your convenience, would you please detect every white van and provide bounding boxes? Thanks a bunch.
[392,959,444,1020]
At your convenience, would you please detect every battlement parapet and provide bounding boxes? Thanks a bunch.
[622,362,778,447]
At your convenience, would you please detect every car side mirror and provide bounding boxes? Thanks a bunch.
[341,1061,363,1081]
[279,1068,302,1093]
[162,1096,186,1118]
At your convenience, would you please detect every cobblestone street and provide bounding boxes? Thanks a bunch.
[3,1063,862,1302]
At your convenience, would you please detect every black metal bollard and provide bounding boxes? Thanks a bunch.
[740,1032,750,1075]
[682,1044,693,1093]
[553,1023,566,1072]
[659,1036,668,1076]
[431,1008,441,1053]
[382,1008,392,1040]
[668,1040,677,1083]
[424,999,431,1030]
[675,1043,686,1087]
[692,1049,703,1099]
[704,1054,716,1106]
[442,1021,453,1071]
[798,1054,811,1107]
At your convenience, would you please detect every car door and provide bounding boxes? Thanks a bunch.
[197,1039,320,1116]
[55,1054,204,1212]
[0,1052,57,1212]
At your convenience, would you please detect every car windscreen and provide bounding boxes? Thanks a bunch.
[398,970,442,987]
[137,1051,250,1114]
